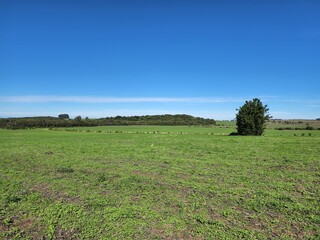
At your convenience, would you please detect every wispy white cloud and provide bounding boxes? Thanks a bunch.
[0,96,247,103]
[1,95,318,104]
[306,104,320,108]
[0,109,177,118]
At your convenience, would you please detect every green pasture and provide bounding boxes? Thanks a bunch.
[0,126,319,239]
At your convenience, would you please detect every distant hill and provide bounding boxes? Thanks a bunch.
[0,114,215,129]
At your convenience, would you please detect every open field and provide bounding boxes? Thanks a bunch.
[215,120,320,130]
[266,120,320,130]
[0,126,319,239]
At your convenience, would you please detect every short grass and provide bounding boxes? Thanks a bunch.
[0,126,319,239]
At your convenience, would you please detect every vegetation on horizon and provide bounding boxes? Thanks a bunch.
[0,114,216,129]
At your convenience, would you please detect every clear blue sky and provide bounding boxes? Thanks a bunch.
[1,0,319,119]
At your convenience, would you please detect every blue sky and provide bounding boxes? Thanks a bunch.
[1,0,319,119]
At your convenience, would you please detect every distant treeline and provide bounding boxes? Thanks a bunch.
[276,126,319,130]
[0,114,216,129]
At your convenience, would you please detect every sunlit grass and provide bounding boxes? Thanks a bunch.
[0,126,319,239]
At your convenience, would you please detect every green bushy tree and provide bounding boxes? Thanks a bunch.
[58,114,69,120]
[236,98,270,136]
[75,115,82,121]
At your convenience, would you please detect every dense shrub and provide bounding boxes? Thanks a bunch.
[236,98,270,136]
[58,114,69,119]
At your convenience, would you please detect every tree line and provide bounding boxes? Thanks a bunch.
[0,114,216,129]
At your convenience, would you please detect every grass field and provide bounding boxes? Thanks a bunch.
[0,125,319,239]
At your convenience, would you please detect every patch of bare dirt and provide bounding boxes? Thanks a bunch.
[55,226,81,240]
[32,183,82,204]
[147,226,194,240]
[0,216,46,239]
[132,170,160,179]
